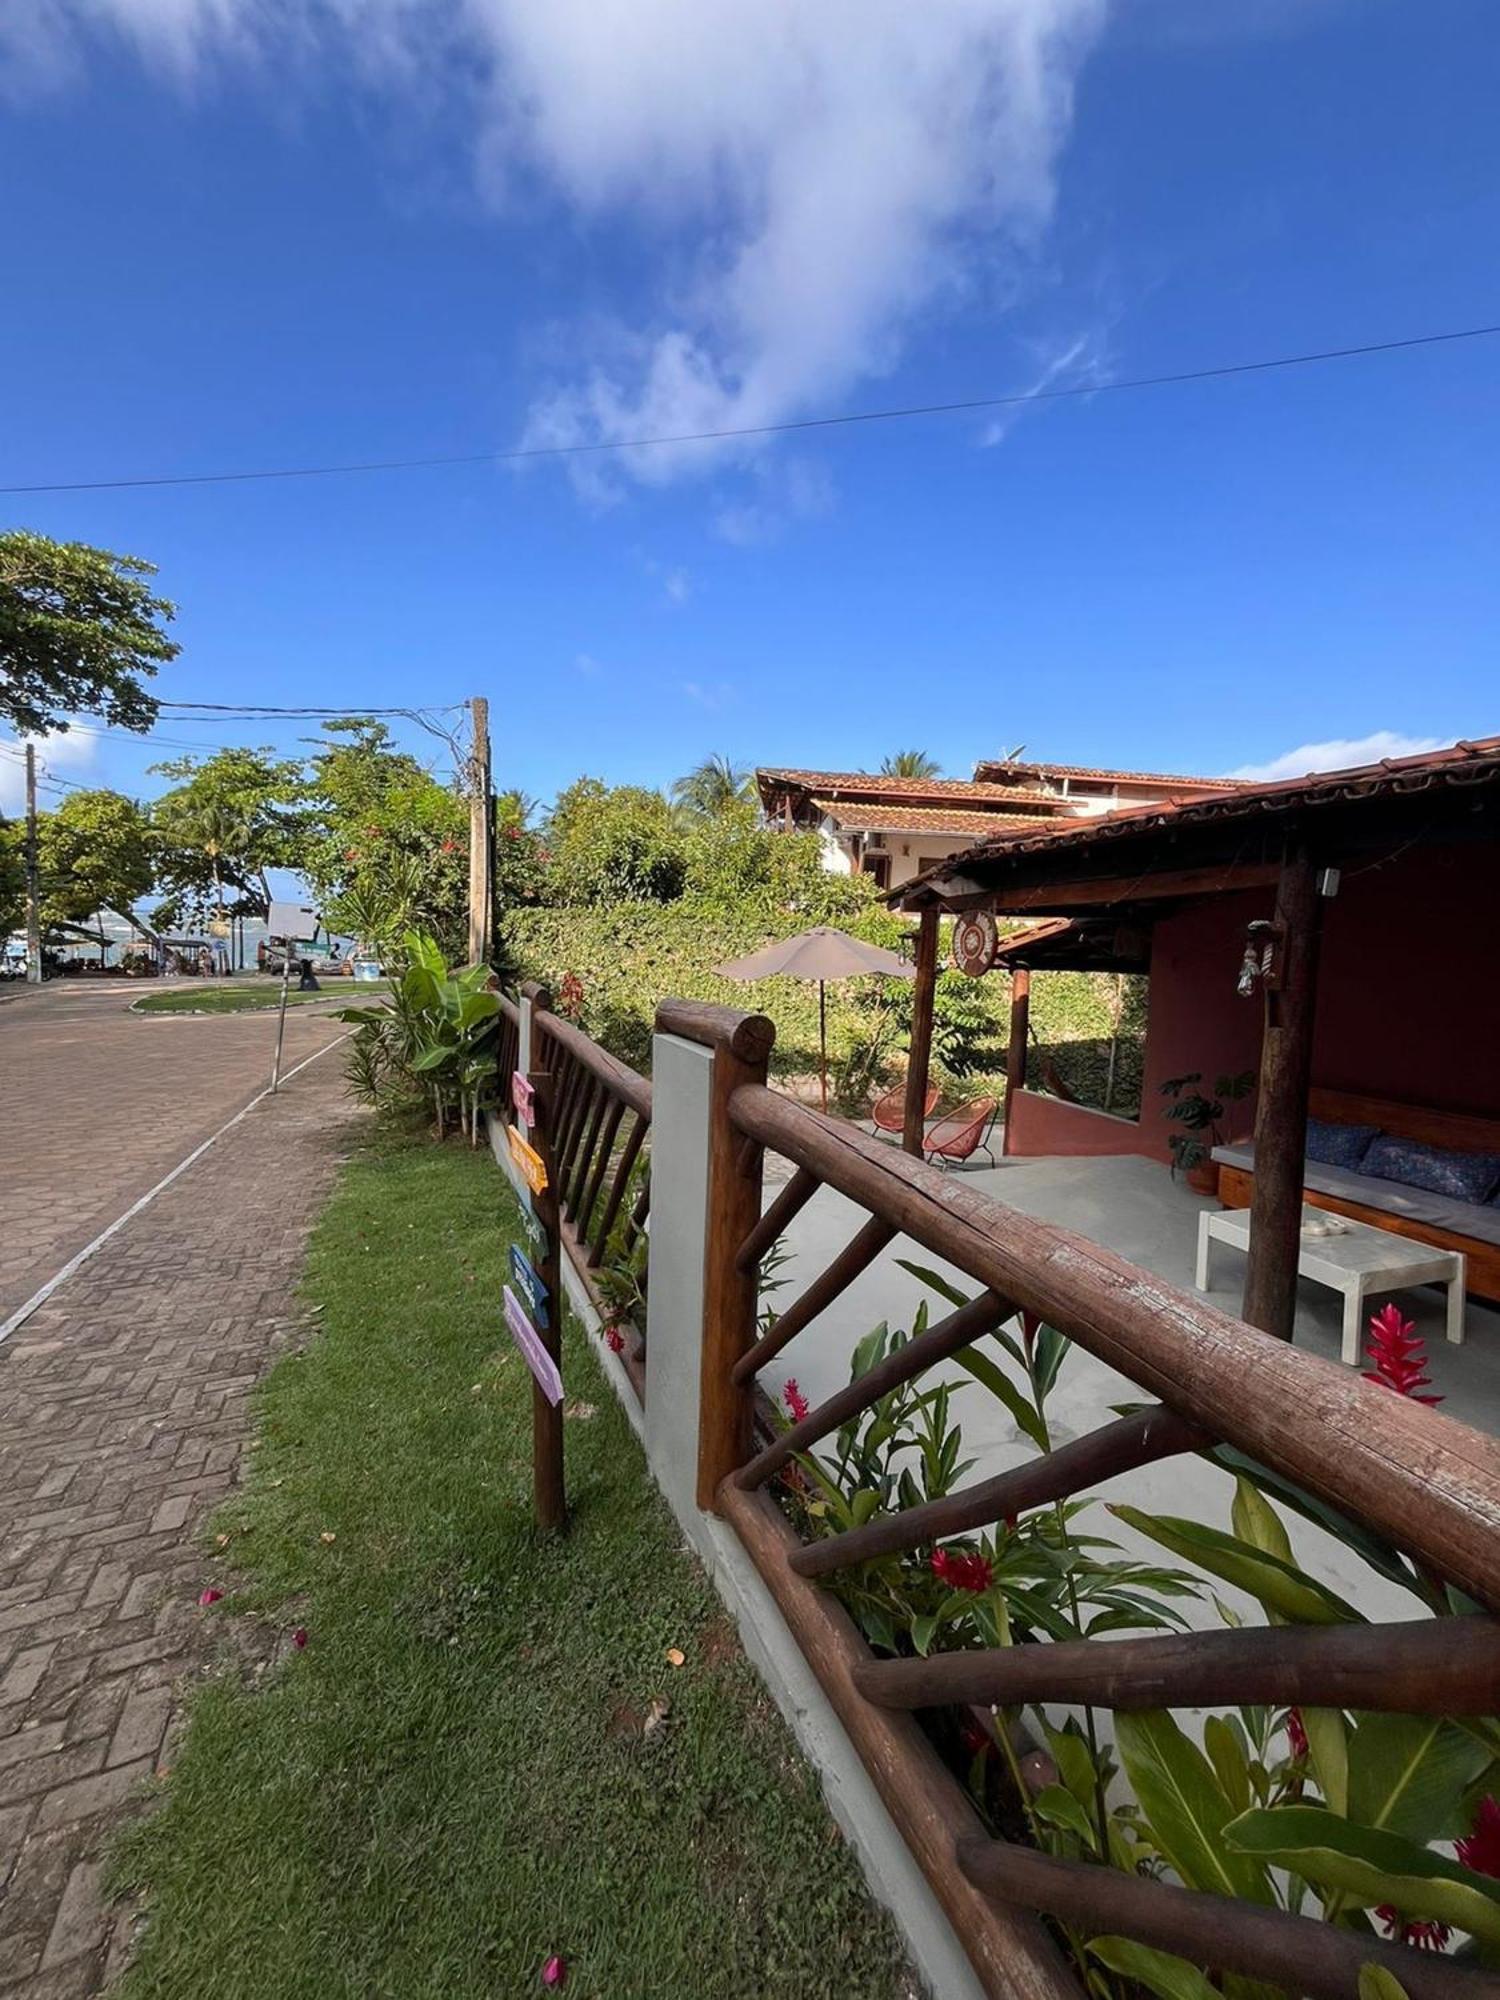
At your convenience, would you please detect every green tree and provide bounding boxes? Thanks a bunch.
[303,719,469,960]
[36,788,155,951]
[0,815,25,939]
[879,748,942,779]
[681,799,876,922]
[151,747,306,922]
[543,778,686,905]
[0,530,178,737]
[671,753,754,818]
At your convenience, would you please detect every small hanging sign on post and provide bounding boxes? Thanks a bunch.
[507,1122,548,1195]
[508,1243,550,1327]
[953,911,1000,978]
[503,1287,564,1406]
[511,1071,535,1127]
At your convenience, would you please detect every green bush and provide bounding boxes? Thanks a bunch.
[503,902,1147,1119]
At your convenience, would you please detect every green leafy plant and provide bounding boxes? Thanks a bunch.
[1158,1069,1255,1176]
[337,930,500,1140]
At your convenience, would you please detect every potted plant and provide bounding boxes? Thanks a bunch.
[1159,1068,1254,1190]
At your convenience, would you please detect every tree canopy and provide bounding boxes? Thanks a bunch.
[151,746,307,923]
[0,530,178,738]
[879,748,942,779]
[671,754,754,818]
[36,789,154,939]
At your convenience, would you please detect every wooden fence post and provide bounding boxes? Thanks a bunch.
[902,908,940,1155]
[687,1008,775,1511]
[527,1065,567,1531]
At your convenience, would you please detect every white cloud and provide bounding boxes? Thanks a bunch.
[7,1,1107,488]
[573,652,602,678]
[979,328,1109,446]
[1229,731,1449,784]
[0,730,100,815]
[680,680,735,712]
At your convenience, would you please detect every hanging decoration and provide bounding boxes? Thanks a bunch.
[952,912,1000,978]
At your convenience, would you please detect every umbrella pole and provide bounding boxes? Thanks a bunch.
[819,979,828,1114]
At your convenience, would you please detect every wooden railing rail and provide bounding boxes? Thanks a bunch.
[726,1082,1500,1608]
[688,1027,1500,1999]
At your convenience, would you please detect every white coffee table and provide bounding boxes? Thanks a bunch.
[1195,1204,1466,1365]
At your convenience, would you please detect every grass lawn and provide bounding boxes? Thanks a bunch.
[132,983,379,1015]
[113,1127,912,2000]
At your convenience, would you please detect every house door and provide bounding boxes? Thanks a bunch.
[866,855,891,891]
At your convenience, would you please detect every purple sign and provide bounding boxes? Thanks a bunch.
[503,1286,564,1406]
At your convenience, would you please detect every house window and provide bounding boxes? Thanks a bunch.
[866,854,891,891]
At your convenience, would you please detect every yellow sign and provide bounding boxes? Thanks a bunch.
[507,1122,548,1196]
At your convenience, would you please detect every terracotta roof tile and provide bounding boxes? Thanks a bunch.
[757,767,1060,806]
[805,798,1047,836]
[973,757,1248,791]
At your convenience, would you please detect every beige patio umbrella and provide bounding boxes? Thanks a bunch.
[715,926,914,1113]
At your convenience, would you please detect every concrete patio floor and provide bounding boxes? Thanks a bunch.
[761,1146,1499,1623]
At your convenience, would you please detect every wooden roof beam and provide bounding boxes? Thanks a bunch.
[910,857,1281,914]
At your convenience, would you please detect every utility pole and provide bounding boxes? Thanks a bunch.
[24,745,42,984]
[466,695,493,969]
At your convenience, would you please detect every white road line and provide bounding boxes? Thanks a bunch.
[0,1031,351,1350]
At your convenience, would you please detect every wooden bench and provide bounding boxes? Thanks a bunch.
[1215,1086,1500,1303]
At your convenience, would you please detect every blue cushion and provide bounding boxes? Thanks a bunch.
[1305,1118,1378,1170]
[1362,1135,1500,1205]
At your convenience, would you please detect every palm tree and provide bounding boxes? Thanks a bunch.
[671,754,754,818]
[880,749,942,780]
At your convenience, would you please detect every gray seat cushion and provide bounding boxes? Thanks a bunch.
[1210,1141,1500,1248]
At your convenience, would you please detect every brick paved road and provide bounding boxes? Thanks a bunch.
[0,988,361,1994]
[0,986,350,1326]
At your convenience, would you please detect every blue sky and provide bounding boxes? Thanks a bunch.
[2,0,1497,818]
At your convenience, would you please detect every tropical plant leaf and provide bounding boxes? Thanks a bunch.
[1030,1784,1098,1847]
[954,1348,1047,1451]
[1225,1805,1500,1945]
[1113,1711,1275,1905]
[1204,1714,1253,1815]
[1109,1506,1362,1626]
[1203,1446,1426,1600]
[1346,1713,1490,1840]
[1357,1967,1412,2000]
[1302,1707,1349,1817]
[894,1259,971,1309]
[1087,1937,1221,2000]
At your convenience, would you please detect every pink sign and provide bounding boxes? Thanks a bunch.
[511,1071,535,1126]
[503,1286,564,1406]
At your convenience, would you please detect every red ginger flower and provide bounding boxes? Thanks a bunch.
[1457,1795,1500,1878]
[197,1587,222,1608]
[783,1378,810,1424]
[931,1547,993,1593]
[1363,1303,1442,1405]
[1284,1707,1309,1760]
[602,1323,625,1354]
[1376,1908,1451,1951]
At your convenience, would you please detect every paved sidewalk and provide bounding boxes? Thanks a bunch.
[0,985,351,1327]
[0,1052,360,1995]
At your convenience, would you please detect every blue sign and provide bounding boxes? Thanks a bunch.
[509,1243,549,1327]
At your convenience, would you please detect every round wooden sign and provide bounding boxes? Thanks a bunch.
[952,912,999,978]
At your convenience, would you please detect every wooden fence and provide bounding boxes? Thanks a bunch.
[510,985,652,1399]
[659,1001,1500,2000]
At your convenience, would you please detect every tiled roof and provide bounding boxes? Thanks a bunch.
[973,757,1248,792]
[757,767,1060,807]
[897,735,1500,906]
[806,799,1046,836]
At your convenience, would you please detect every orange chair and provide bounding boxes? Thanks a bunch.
[872,1081,939,1140]
[922,1097,1000,1169]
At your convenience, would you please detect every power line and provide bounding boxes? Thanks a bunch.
[2,323,1495,497]
[157,702,463,718]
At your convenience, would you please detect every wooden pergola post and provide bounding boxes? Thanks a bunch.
[1003,967,1030,1158]
[902,909,940,1155]
[1241,841,1324,1340]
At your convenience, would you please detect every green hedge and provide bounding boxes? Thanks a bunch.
[503,904,1146,1118]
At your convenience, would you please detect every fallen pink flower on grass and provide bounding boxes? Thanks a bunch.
[197,1588,222,1608]
[291,1628,308,1650]
[541,1954,567,1987]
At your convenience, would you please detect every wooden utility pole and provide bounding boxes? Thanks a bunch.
[1003,966,1030,1155]
[1242,841,1324,1340]
[466,695,493,969]
[902,909,940,1154]
[24,744,42,984]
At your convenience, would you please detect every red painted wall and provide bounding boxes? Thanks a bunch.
[1008,838,1500,1161]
